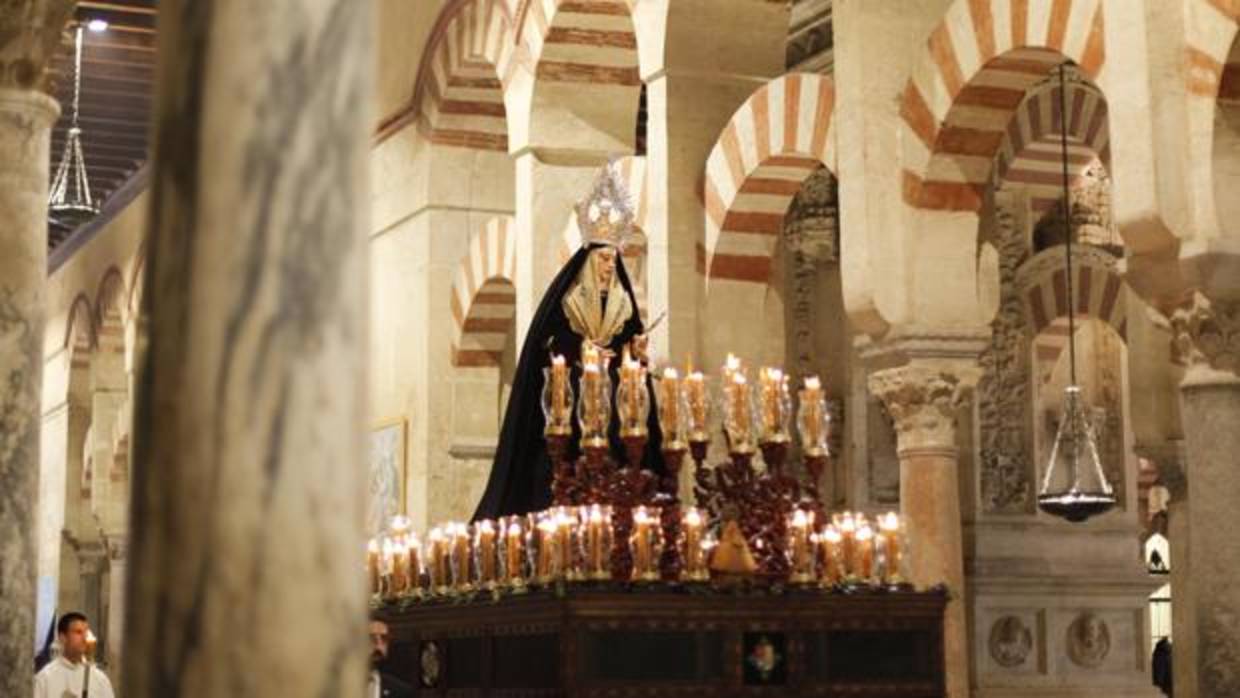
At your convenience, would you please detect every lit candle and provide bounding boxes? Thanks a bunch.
[427,527,448,593]
[659,367,683,445]
[818,526,843,586]
[407,533,422,594]
[555,508,576,579]
[504,520,525,587]
[681,507,707,581]
[580,363,603,447]
[685,370,708,441]
[837,513,856,579]
[798,376,825,456]
[536,515,558,583]
[855,524,875,582]
[475,520,497,587]
[631,506,659,581]
[879,512,902,584]
[451,523,472,590]
[619,349,647,436]
[789,509,814,583]
[584,505,611,579]
[366,539,381,596]
[727,372,752,452]
[760,367,788,441]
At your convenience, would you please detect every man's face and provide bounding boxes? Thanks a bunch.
[60,620,89,662]
[369,620,390,668]
[595,248,617,288]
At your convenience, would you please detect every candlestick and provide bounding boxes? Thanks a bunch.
[680,507,709,582]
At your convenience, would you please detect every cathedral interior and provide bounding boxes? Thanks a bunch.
[2,0,1239,696]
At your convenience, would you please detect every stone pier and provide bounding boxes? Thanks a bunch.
[121,1,374,697]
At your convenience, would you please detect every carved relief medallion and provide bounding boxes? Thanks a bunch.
[1066,613,1110,668]
[988,616,1033,668]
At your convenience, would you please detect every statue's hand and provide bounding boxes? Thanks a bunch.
[630,334,649,363]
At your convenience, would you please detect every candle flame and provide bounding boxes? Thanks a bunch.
[880,512,900,531]
[367,538,380,553]
[805,375,821,390]
[792,509,809,527]
[507,522,521,536]
[551,353,565,366]
[823,526,842,543]
[684,508,702,526]
[663,367,679,380]
[857,525,875,541]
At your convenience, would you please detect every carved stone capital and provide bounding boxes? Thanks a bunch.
[0,0,75,92]
[1170,291,1240,384]
[868,363,979,454]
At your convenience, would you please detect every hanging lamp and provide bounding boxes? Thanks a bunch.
[1035,63,1117,523]
[48,21,102,228]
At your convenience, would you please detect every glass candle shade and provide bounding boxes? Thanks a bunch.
[552,507,581,581]
[679,507,709,581]
[629,506,663,582]
[448,523,473,592]
[684,371,710,443]
[382,537,403,596]
[657,368,689,448]
[426,527,451,594]
[580,504,613,580]
[797,376,829,457]
[576,360,612,449]
[542,355,574,437]
[530,512,563,585]
[406,533,423,595]
[852,524,876,584]
[817,525,844,587]
[616,353,650,438]
[787,509,815,584]
[473,520,499,589]
[758,367,792,443]
[722,370,756,454]
[877,511,906,585]
[500,516,527,590]
[366,539,381,596]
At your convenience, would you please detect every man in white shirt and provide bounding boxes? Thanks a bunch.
[33,612,115,698]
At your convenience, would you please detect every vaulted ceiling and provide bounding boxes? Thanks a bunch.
[47,0,156,249]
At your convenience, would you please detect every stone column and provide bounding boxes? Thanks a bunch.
[1141,442,1196,698]
[1169,292,1240,698]
[869,362,978,698]
[104,540,125,676]
[0,3,69,691]
[121,2,373,697]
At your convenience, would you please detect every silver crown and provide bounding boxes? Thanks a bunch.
[574,157,638,250]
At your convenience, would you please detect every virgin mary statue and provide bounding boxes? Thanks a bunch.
[473,163,665,519]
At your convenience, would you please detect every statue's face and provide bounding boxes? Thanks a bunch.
[595,247,617,288]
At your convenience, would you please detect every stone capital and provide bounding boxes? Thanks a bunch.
[1170,291,1240,386]
[868,362,979,454]
[0,0,75,92]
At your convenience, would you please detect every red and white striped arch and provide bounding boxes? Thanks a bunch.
[900,0,1106,212]
[520,0,640,88]
[1017,246,1126,376]
[416,0,517,152]
[995,78,1110,213]
[1184,1,1240,100]
[701,73,837,286]
[451,217,519,367]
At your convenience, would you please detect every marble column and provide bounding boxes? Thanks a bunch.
[1169,292,1240,698]
[121,2,373,697]
[0,3,67,689]
[869,362,978,698]
[1141,442,1196,698]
